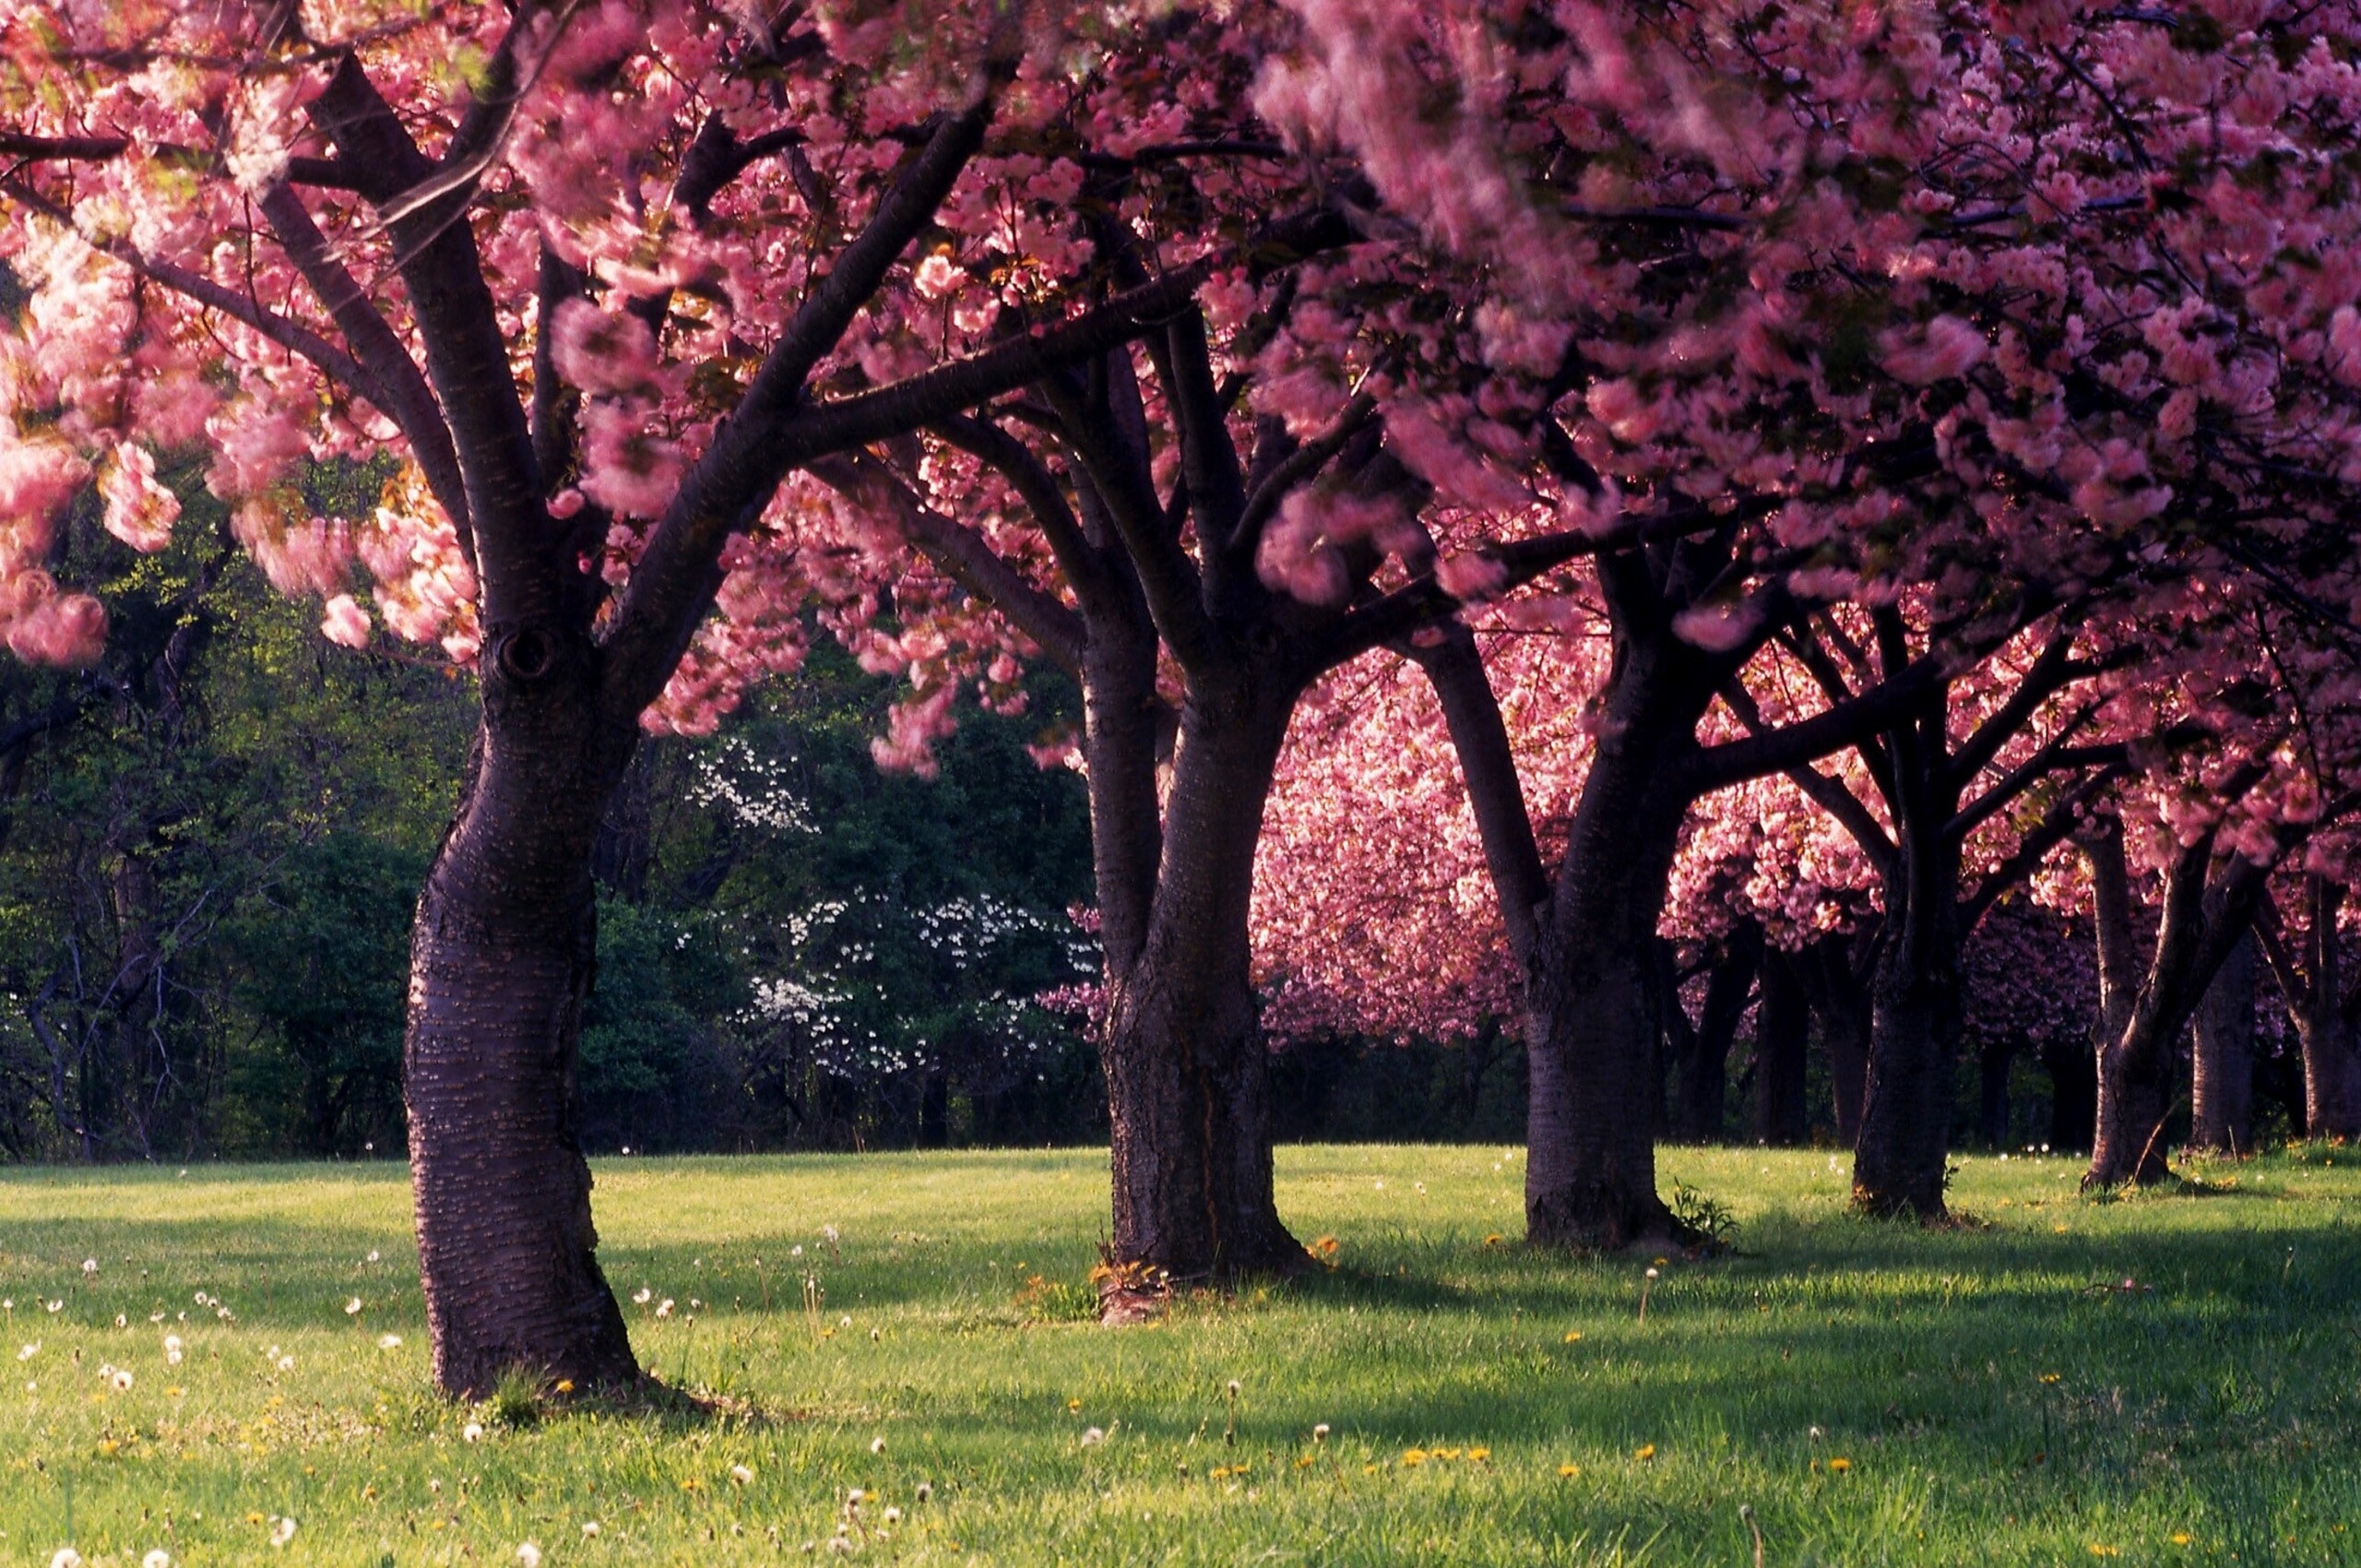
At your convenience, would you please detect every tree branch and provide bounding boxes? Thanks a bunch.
[807,455,1085,675]
[255,181,472,560]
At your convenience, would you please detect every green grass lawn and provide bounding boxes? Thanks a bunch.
[3,1145,2358,1566]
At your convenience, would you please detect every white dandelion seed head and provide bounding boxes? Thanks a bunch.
[269,1516,297,1548]
[463,1421,485,1443]
[1227,1379,1241,1396]
[276,1356,294,1372]
[143,1550,172,1568]
[112,1368,134,1391]
[345,1298,363,1315]
[17,1343,36,1361]
[1080,1426,1105,1446]
[580,1521,600,1538]
[730,1464,754,1485]
[870,1435,885,1455]
[49,1547,84,1568]
[366,1250,381,1263]
[914,1481,932,1503]
[82,1258,98,1275]
[377,1334,402,1349]
[790,1244,804,1257]
[1313,1423,1331,1442]
[1644,1267,1660,1280]
[515,1543,542,1568]
[633,1288,651,1304]
[882,1506,902,1526]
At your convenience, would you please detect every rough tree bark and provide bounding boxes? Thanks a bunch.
[2189,928,2256,1155]
[405,648,639,1395]
[1100,676,1303,1279]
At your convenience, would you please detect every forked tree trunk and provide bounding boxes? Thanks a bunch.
[2083,827,2271,1190]
[2189,931,2255,1155]
[1668,924,1761,1143]
[1751,947,1810,1146]
[1100,680,1302,1282]
[405,648,637,1397]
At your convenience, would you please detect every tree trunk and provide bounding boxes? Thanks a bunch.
[2292,877,2361,1142]
[2297,1013,2361,1143]
[2189,930,2255,1154]
[1800,933,1873,1146]
[1851,876,1962,1217]
[405,658,638,1398]
[1751,946,1809,1146]
[2040,1038,2097,1152]
[2087,1016,2177,1185]
[1669,925,1760,1143]
[1100,679,1301,1283]
[1976,1039,2016,1150]
[1524,647,1705,1249]
[2082,828,2271,1189]
[1852,695,1964,1220]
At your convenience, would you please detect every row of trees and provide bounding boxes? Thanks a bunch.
[4,0,2356,1393]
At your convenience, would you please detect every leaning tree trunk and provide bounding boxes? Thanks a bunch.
[405,646,638,1397]
[1100,676,1302,1285]
[2189,931,2255,1155]
[1524,672,1703,1249]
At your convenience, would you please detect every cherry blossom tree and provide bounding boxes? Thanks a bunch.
[1240,0,2361,1239]
[0,0,1392,1391]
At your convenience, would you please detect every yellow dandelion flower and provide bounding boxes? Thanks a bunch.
[554,1381,574,1395]
[1483,1234,1505,1247]
[1828,1456,1851,1472]
[1066,1398,1083,1412]
[1558,1464,1581,1478]
[2053,1223,2070,1233]
[2090,1546,2119,1559]
[1295,1455,1315,1469]
[1635,1444,1656,1461]
[1436,1447,1463,1460]
[1467,1447,1490,1462]
[1564,1330,1584,1343]
[2171,1534,2193,1547]
[1401,1449,1429,1467]
[2040,1372,2062,1384]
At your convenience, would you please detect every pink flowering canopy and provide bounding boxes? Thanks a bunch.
[0,1,1344,741]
